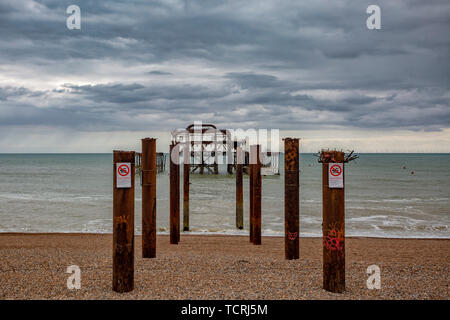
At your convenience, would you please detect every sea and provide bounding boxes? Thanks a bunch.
[0,153,448,238]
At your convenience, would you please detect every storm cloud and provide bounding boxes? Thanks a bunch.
[0,0,449,136]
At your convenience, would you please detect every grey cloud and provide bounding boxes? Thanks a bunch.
[224,73,285,89]
[148,70,173,75]
[62,82,232,104]
[1,81,448,132]
[0,0,449,133]
[0,86,46,101]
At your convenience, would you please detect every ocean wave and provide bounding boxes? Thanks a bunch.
[0,226,448,239]
[0,192,111,203]
[0,228,447,239]
[349,197,449,204]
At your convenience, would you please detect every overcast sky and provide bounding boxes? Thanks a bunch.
[0,0,449,152]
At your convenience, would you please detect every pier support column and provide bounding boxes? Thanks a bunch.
[284,138,299,260]
[170,143,180,244]
[249,145,261,245]
[253,145,262,245]
[321,150,345,293]
[183,143,190,231]
[213,150,219,174]
[142,138,157,258]
[113,150,135,292]
[236,147,244,229]
[249,148,254,243]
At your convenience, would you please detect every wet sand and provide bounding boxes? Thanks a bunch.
[0,233,448,299]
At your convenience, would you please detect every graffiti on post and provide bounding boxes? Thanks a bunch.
[323,222,344,253]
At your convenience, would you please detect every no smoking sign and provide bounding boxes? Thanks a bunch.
[116,162,131,188]
[328,163,344,189]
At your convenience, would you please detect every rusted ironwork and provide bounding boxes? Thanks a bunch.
[249,147,255,243]
[236,146,244,229]
[183,143,190,231]
[172,123,234,174]
[321,150,345,293]
[113,150,135,293]
[284,138,299,259]
[249,145,262,245]
[170,143,180,244]
[316,149,359,163]
[253,144,262,245]
[136,152,166,177]
[142,138,156,258]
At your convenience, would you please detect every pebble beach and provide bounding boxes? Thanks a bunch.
[0,233,447,300]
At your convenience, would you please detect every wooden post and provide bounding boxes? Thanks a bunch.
[176,148,181,242]
[235,147,244,229]
[142,138,156,258]
[249,146,255,243]
[284,138,299,259]
[183,143,190,231]
[113,150,135,293]
[253,145,262,245]
[322,150,345,293]
[170,143,180,244]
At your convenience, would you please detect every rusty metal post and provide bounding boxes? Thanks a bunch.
[253,145,262,245]
[322,150,345,293]
[183,143,190,231]
[249,146,255,243]
[176,149,180,242]
[176,147,181,242]
[170,143,180,244]
[142,138,156,258]
[214,130,219,174]
[235,146,244,229]
[113,150,135,292]
[227,132,234,174]
[284,138,299,259]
